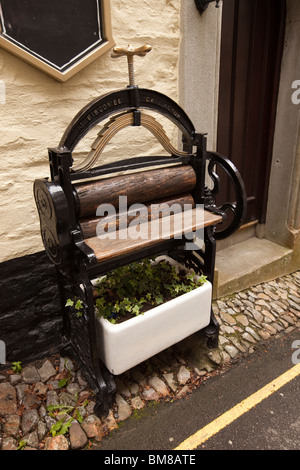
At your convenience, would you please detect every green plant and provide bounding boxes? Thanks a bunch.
[58,372,72,389]
[95,258,207,324]
[49,416,73,437]
[11,361,22,374]
[17,439,27,450]
[47,401,88,436]
[65,298,84,317]
[57,359,73,388]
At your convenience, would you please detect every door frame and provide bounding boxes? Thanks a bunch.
[216,0,286,225]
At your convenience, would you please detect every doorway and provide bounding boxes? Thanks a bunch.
[217,0,286,225]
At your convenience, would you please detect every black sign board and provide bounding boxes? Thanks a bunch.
[0,0,114,81]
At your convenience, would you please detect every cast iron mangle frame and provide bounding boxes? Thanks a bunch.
[34,45,247,416]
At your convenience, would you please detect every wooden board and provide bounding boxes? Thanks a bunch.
[80,194,195,239]
[85,207,222,263]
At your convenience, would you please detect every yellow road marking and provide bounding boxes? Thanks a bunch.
[174,362,300,450]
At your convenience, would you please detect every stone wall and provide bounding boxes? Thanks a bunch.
[0,251,61,363]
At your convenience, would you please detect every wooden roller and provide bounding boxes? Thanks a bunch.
[80,193,195,239]
[73,166,197,219]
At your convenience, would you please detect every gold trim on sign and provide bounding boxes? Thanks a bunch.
[0,0,115,82]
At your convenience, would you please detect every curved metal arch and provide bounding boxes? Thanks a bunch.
[73,110,188,172]
[59,87,196,152]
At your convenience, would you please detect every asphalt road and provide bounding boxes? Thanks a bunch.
[96,328,300,452]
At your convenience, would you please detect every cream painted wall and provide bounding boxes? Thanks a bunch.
[0,0,182,263]
[179,1,222,151]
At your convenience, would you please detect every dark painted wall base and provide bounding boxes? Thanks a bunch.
[0,250,62,365]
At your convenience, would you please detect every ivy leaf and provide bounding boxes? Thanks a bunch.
[65,299,74,307]
[155,294,164,305]
[132,305,141,316]
[75,299,83,310]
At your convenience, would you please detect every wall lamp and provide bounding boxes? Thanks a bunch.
[194,0,221,14]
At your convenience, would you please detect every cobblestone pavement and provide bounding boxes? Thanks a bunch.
[0,271,299,450]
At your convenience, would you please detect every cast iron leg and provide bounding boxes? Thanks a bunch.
[201,226,219,349]
[57,264,116,417]
[80,269,116,417]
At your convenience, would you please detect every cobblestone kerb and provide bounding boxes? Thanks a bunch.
[0,271,299,450]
